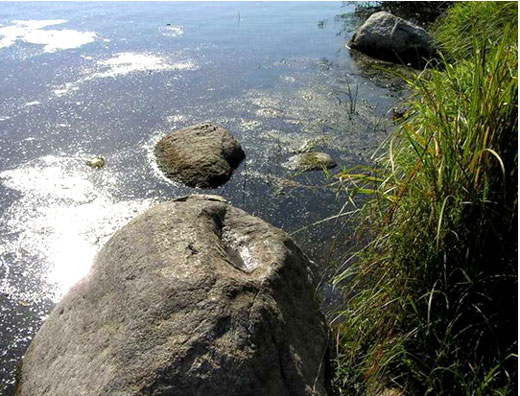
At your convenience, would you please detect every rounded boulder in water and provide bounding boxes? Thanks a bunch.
[348,11,435,67]
[15,195,332,396]
[154,123,245,188]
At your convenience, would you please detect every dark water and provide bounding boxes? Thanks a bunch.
[0,2,405,393]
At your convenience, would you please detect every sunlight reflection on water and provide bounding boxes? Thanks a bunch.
[53,51,197,96]
[0,2,407,392]
[0,19,97,52]
[0,155,153,300]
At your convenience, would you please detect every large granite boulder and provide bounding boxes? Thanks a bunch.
[16,195,331,396]
[155,123,245,188]
[348,11,434,67]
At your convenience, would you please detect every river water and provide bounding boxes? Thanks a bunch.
[0,2,405,393]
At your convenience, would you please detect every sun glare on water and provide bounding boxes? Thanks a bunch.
[0,155,152,300]
[0,19,97,52]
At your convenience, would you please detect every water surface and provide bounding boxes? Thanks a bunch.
[0,2,405,392]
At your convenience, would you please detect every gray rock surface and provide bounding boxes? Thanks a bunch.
[16,195,331,396]
[285,152,337,172]
[155,123,245,188]
[349,11,434,67]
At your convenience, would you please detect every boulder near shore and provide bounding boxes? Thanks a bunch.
[348,11,434,67]
[16,195,331,396]
[155,123,245,188]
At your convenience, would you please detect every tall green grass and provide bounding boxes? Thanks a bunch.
[332,3,517,395]
[433,1,518,60]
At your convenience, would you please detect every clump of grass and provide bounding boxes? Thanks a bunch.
[331,3,517,395]
[433,1,518,60]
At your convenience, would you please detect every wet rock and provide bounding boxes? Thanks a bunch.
[348,11,434,68]
[294,137,326,154]
[16,195,331,396]
[86,156,105,169]
[155,123,245,188]
[286,152,337,171]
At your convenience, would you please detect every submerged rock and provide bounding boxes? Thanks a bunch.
[348,11,434,67]
[286,152,337,172]
[294,137,326,154]
[16,195,331,396]
[155,123,245,188]
[86,156,105,169]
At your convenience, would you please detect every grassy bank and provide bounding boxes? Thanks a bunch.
[354,1,453,27]
[332,2,518,395]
